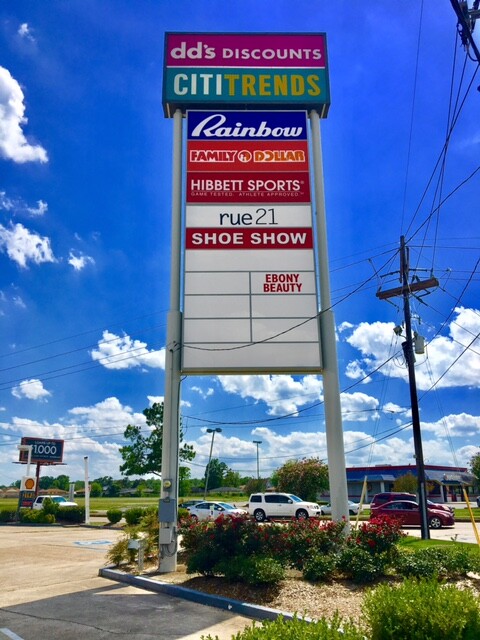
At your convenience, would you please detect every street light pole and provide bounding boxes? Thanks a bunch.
[253,440,262,480]
[204,428,222,500]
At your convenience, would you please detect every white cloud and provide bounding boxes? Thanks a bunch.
[0,222,55,267]
[68,251,95,271]
[217,374,323,416]
[12,295,26,309]
[18,24,35,43]
[0,66,48,163]
[147,395,164,406]
[91,330,165,370]
[191,385,214,399]
[12,378,51,400]
[420,413,480,439]
[342,308,480,390]
[340,391,379,422]
[0,191,47,217]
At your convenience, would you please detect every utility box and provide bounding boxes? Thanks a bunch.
[159,498,176,523]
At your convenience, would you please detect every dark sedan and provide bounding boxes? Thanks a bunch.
[371,499,455,529]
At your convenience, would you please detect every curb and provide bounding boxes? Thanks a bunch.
[99,566,308,623]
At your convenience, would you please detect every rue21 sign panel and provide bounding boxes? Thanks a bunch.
[182,110,322,374]
[163,33,330,117]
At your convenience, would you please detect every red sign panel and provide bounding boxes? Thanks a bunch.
[186,172,311,203]
[187,140,309,172]
[186,227,313,249]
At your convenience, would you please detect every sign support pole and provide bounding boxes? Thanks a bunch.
[159,108,183,572]
[309,110,349,525]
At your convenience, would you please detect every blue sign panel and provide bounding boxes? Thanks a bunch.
[187,110,308,141]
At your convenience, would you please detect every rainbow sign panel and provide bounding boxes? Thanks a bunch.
[163,33,330,117]
[182,110,322,373]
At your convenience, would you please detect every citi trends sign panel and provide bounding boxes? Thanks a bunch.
[163,33,330,373]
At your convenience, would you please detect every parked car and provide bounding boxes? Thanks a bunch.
[32,495,78,510]
[187,501,247,521]
[248,492,321,522]
[370,492,417,508]
[179,500,203,509]
[426,500,454,514]
[371,492,454,514]
[370,499,455,529]
[320,500,361,516]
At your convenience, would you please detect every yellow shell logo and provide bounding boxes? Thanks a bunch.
[24,478,35,490]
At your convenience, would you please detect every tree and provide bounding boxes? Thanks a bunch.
[90,481,103,497]
[393,472,418,494]
[470,452,480,482]
[244,477,267,495]
[179,467,191,497]
[119,402,195,477]
[224,469,242,487]
[273,458,329,502]
[204,458,228,491]
[53,475,71,492]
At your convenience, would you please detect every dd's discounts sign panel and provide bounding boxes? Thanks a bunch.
[182,110,322,373]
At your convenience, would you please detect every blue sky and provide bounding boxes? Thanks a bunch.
[0,1,479,487]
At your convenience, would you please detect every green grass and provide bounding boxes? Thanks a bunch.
[0,493,250,513]
[399,536,480,551]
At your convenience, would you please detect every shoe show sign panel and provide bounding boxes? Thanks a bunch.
[163,33,330,116]
[182,110,322,373]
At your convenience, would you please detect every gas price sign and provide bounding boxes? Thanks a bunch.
[19,437,64,464]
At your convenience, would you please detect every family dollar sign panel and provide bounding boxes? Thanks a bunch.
[182,110,322,373]
[163,33,330,117]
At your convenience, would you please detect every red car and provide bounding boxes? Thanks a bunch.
[370,499,455,529]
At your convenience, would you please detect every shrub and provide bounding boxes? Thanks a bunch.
[395,546,480,580]
[337,546,386,584]
[177,507,190,523]
[243,556,285,586]
[0,510,16,522]
[124,507,146,526]
[106,509,123,525]
[302,554,337,583]
[56,506,85,523]
[348,514,404,557]
[363,578,480,639]
[106,535,135,566]
[186,546,218,576]
[19,509,55,524]
[201,613,365,640]
[180,514,275,570]
[281,518,347,570]
[40,497,59,517]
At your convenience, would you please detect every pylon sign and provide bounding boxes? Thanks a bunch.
[182,110,322,373]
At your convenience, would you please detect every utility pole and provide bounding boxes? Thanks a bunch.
[253,440,262,480]
[376,236,438,540]
[450,1,480,64]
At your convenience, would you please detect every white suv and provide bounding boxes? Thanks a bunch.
[32,495,78,510]
[248,492,321,522]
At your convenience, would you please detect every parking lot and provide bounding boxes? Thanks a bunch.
[0,525,253,640]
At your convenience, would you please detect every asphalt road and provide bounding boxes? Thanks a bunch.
[0,525,253,640]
